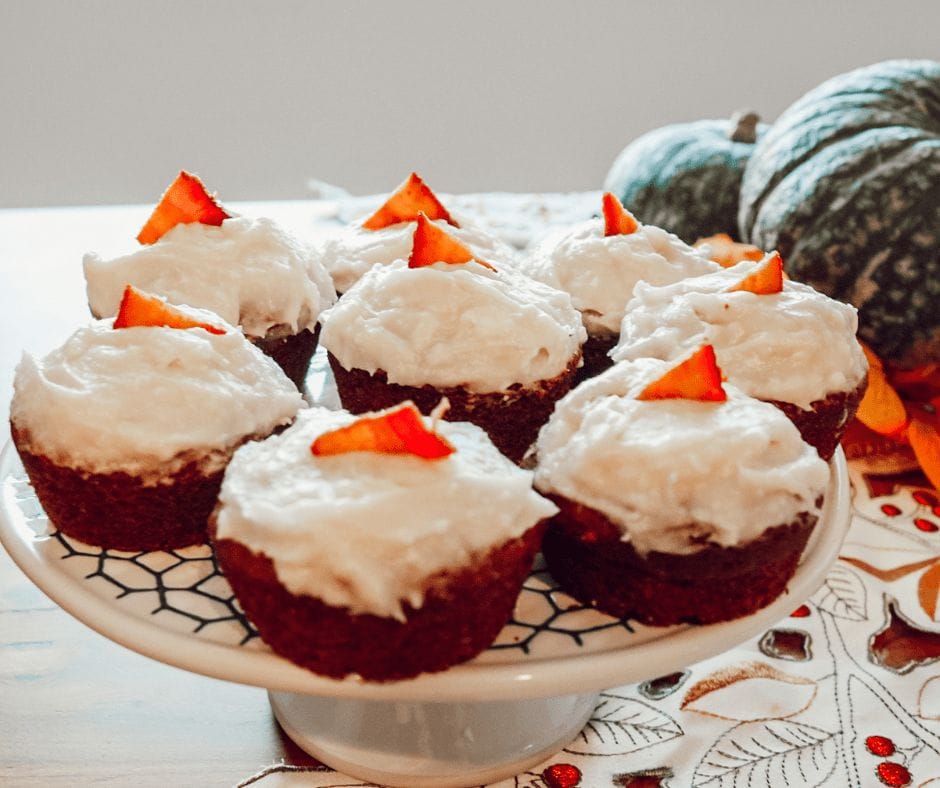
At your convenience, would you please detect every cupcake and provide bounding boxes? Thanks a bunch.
[10,287,304,551]
[533,347,831,626]
[318,171,517,294]
[83,172,337,388]
[519,193,720,381]
[611,252,868,460]
[210,402,556,681]
[319,214,586,462]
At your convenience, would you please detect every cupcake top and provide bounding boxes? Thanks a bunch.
[534,356,830,556]
[319,255,586,392]
[520,198,720,338]
[610,256,868,409]
[84,215,337,338]
[212,406,557,620]
[10,307,304,479]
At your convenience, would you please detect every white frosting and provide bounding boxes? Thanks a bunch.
[534,358,830,555]
[319,259,586,392]
[83,216,337,338]
[317,215,518,294]
[611,260,868,410]
[10,312,304,478]
[213,406,557,619]
[520,220,720,337]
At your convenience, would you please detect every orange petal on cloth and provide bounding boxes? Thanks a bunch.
[856,342,909,436]
[136,171,229,244]
[909,416,940,492]
[918,562,940,621]
[408,213,495,270]
[726,251,784,295]
[112,285,225,334]
[311,402,455,459]
[602,192,639,236]
[694,233,765,267]
[637,344,727,402]
[361,172,457,230]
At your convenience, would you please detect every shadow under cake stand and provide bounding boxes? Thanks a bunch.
[0,440,850,787]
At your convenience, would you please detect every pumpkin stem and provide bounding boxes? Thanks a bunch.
[729,110,760,144]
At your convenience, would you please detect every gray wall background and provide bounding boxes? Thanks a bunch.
[3,0,938,208]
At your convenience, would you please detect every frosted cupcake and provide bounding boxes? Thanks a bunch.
[10,287,304,551]
[83,172,337,388]
[611,252,868,460]
[210,403,556,680]
[318,172,517,294]
[519,193,720,381]
[534,347,830,625]
[319,214,586,462]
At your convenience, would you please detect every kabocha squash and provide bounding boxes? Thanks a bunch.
[738,59,940,368]
[603,111,766,243]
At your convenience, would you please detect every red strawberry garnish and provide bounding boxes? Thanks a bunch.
[136,171,229,245]
[112,285,225,334]
[637,344,727,402]
[361,172,457,230]
[602,192,639,236]
[311,402,455,459]
[727,251,785,295]
[408,213,496,271]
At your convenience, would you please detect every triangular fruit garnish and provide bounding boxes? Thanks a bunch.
[136,171,229,245]
[361,172,458,230]
[856,342,909,437]
[694,233,765,268]
[408,213,496,271]
[311,402,455,459]
[602,192,639,236]
[637,344,727,402]
[727,251,784,294]
[112,284,225,334]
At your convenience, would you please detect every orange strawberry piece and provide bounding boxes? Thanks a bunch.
[637,344,727,402]
[408,212,496,271]
[602,192,639,236]
[136,171,229,245]
[694,233,765,267]
[112,284,225,334]
[909,415,940,492]
[855,342,909,437]
[727,251,784,295]
[311,402,455,459]
[361,172,457,230]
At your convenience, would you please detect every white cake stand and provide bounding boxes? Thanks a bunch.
[0,439,851,787]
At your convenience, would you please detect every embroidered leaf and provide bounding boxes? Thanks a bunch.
[870,596,940,674]
[917,674,940,720]
[690,720,838,787]
[812,561,867,621]
[681,662,817,721]
[918,562,940,620]
[565,693,682,756]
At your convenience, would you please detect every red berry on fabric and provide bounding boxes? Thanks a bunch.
[876,761,911,787]
[881,504,902,516]
[542,762,582,788]
[865,735,896,757]
[914,490,939,507]
[915,518,939,532]
[790,604,811,618]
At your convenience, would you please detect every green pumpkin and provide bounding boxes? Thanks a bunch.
[603,111,766,244]
[739,59,940,367]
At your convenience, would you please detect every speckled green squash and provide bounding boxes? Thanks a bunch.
[739,59,940,367]
[603,112,767,244]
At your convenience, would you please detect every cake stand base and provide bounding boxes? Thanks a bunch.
[268,689,599,787]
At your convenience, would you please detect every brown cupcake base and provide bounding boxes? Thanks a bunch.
[210,522,545,681]
[765,376,867,461]
[252,325,321,390]
[11,423,229,552]
[328,353,581,463]
[541,495,818,627]
[575,334,617,384]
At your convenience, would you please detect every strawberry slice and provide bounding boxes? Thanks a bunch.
[602,192,639,236]
[727,251,784,294]
[637,344,727,402]
[856,342,909,437]
[112,284,225,334]
[361,172,458,230]
[408,213,496,271]
[694,233,765,267]
[136,171,229,245]
[311,402,455,459]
